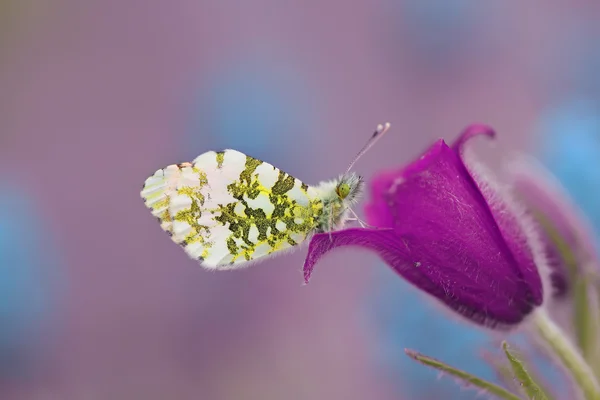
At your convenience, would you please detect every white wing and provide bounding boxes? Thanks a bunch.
[141,149,324,269]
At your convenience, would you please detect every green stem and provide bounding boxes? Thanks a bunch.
[533,309,600,400]
[574,275,592,360]
[573,273,600,378]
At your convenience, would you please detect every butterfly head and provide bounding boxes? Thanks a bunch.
[335,172,363,204]
[336,122,390,204]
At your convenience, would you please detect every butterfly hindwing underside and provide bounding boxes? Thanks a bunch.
[141,149,325,268]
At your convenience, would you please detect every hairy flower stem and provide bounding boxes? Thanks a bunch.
[533,309,600,400]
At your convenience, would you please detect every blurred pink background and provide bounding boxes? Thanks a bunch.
[2,1,600,399]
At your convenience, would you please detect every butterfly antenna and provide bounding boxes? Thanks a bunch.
[345,122,391,173]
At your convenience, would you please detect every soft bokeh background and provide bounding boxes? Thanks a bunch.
[2,1,600,399]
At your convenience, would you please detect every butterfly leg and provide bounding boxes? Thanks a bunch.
[328,204,334,242]
[348,207,367,228]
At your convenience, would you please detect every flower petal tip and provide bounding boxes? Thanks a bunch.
[303,268,312,284]
[452,124,496,152]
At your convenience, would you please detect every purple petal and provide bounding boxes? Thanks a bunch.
[453,126,545,307]
[306,125,548,328]
[308,128,545,327]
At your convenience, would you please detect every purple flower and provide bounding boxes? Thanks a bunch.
[508,156,600,298]
[303,125,549,328]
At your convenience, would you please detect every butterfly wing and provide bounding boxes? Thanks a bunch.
[141,149,324,269]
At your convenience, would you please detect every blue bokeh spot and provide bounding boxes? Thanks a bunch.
[186,59,317,167]
[536,98,600,241]
[0,184,64,377]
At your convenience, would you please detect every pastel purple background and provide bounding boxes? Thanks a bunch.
[1,1,600,399]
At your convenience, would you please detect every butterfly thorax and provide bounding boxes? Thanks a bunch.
[312,172,363,232]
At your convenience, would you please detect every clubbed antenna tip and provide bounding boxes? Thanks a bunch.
[346,122,391,173]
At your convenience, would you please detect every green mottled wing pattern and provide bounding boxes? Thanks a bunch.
[141,149,324,269]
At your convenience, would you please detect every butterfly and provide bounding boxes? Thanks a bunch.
[140,122,390,269]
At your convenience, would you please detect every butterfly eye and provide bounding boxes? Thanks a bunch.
[336,183,351,199]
